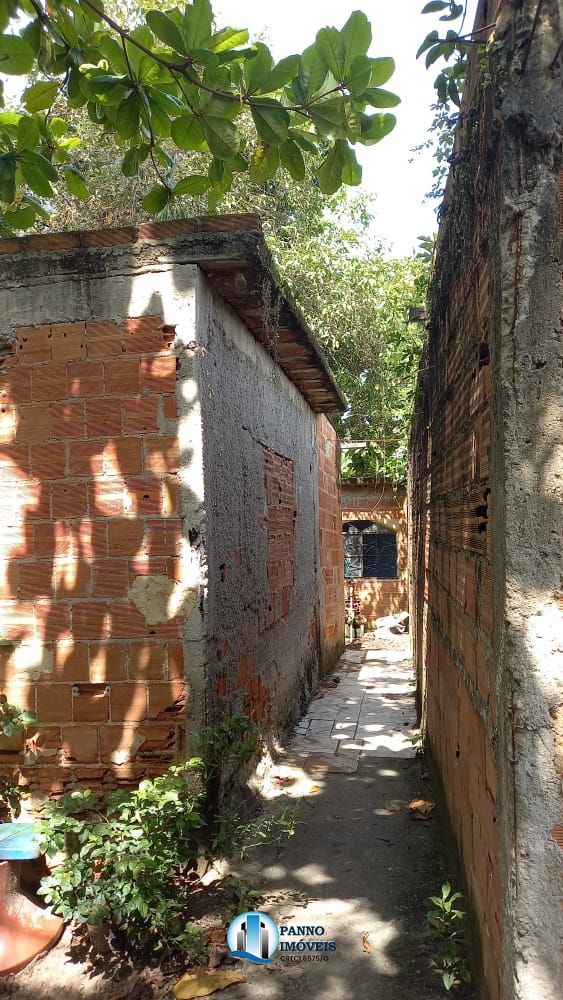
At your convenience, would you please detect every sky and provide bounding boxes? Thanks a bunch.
[215,0,478,256]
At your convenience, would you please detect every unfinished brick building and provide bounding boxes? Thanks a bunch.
[341,478,408,623]
[409,2,562,998]
[0,215,344,803]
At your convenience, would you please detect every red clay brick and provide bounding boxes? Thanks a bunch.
[54,558,90,599]
[67,360,104,398]
[50,401,85,440]
[19,563,52,599]
[0,368,32,405]
[32,363,68,402]
[86,398,122,437]
[110,682,147,722]
[148,680,185,720]
[36,683,72,723]
[16,404,50,443]
[167,642,184,679]
[104,357,140,395]
[78,520,107,559]
[123,316,172,354]
[68,440,103,476]
[90,478,126,517]
[30,442,66,479]
[73,683,110,723]
[0,406,15,444]
[108,519,145,557]
[162,395,178,420]
[127,476,162,516]
[89,642,127,681]
[103,438,142,476]
[129,642,165,680]
[72,603,110,640]
[61,726,99,764]
[35,601,71,641]
[85,321,123,358]
[110,602,147,639]
[53,642,89,682]
[51,323,86,362]
[145,519,182,557]
[16,325,51,366]
[91,560,130,598]
[123,396,158,435]
[140,355,177,393]
[144,436,179,473]
[51,481,89,519]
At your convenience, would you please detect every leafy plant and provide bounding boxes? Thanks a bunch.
[196,712,262,782]
[38,760,206,953]
[0,0,399,233]
[211,802,297,860]
[426,882,471,991]
[0,773,24,819]
[0,695,37,737]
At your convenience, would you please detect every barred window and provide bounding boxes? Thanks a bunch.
[343,521,398,580]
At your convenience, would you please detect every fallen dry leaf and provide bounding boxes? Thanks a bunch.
[408,798,436,820]
[309,784,321,793]
[174,969,246,999]
[362,932,372,955]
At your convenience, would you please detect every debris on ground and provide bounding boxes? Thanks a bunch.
[375,611,410,633]
[408,798,436,820]
[173,969,246,999]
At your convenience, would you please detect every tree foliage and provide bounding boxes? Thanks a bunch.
[0,0,400,233]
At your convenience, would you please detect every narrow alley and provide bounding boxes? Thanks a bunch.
[227,633,463,1000]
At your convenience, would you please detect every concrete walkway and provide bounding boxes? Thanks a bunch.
[230,636,461,1000]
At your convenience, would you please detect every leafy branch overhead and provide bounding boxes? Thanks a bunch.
[0,0,400,233]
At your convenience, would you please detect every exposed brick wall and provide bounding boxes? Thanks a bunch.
[0,315,186,798]
[317,416,345,671]
[263,447,295,628]
[341,481,408,621]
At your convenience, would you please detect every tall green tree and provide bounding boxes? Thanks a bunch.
[0,0,400,233]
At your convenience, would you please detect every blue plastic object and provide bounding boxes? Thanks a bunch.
[0,823,40,861]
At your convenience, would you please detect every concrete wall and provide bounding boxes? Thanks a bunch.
[409,2,562,998]
[197,274,343,731]
[342,481,408,621]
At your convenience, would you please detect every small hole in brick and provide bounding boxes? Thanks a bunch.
[478,341,490,367]
[143,494,150,500]
[455,746,460,759]
[149,629,156,635]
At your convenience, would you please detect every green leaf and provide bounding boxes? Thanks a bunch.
[63,164,89,200]
[210,27,249,53]
[115,95,140,139]
[341,10,372,74]
[1,204,35,230]
[280,139,305,181]
[308,98,347,139]
[416,30,439,59]
[183,0,213,49]
[288,128,318,153]
[358,112,396,145]
[20,152,55,198]
[299,43,328,99]
[250,98,289,146]
[245,42,273,94]
[258,54,300,94]
[422,1,449,12]
[316,141,346,195]
[344,54,372,96]
[171,114,207,151]
[17,115,40,152]
[173,175,211,196]
[316,27,344,80]
[145,10,186,53]
[201,116,240,160]
[0,33,34,74]
[369,57,396,87]
[23,80,59,113]
[249,144,279,184]
[342,144,362,186]
[363,87,401,108]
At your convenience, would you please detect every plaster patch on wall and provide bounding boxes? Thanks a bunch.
[129,574,198,625]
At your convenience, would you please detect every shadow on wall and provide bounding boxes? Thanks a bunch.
[0,275,201,804]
